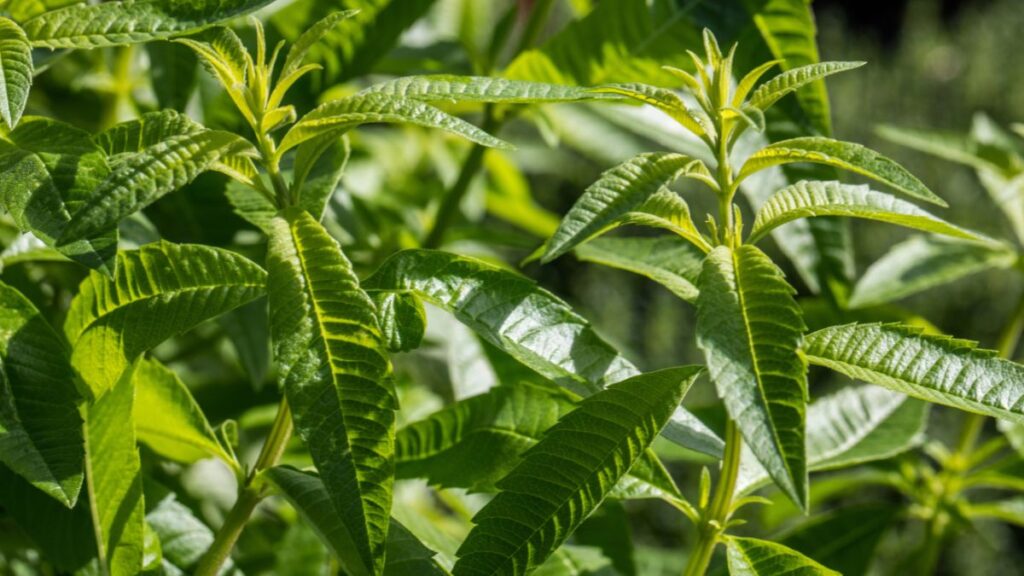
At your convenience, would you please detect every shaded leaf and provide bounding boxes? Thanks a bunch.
[0,281,83,507]
[574,235,704,303]
[146,494,216,574]
[0,17,32,129]
[373,291,425,353]
[696,245,807,509]
[726,536,839,576]
[64,241,266,396]
[778,505,898,576]
[452,366,701,576]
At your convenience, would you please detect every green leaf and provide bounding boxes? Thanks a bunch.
[738,137,944,206]
[803,323,1024,423]
[542,152,711,262]
[146,495,216,573]
[93,110,203,156]
[219,296,271,389]
[726,536,840,576]
[696,245,808,509]
[361,249,723,457]
[373,292,425,353]
[965,497,1024,527]
[280,93,511,155]
[64,241,266,396]
[0,232,67,270]
[737,386,927,494]
[0,17,32,129]
[0,282,83,507]
[747,61,864,114]
[0,465,96,572]
[849,236,1018,309]
[452,366,701,576]
[395,383,680,500]
[0,116,115,272]
[145,41,198,112]
[267,208,396,575]
[588,82,710,137]
[85,362,146,575]
[573,236,704,303]
[22,0,277,49]
[264,466,448,576]
[748,181,984,244]
[360,75,615,104]
[294,135,350,221]
[60,129,256,243]
[778,504,898,576]
[132,358,234,466]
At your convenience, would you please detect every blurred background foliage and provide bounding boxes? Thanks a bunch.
[3,0,1024,574]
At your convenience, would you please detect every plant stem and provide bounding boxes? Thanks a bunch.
[423,105,501,248]
[683,420,741,576]
[194,399,293,576]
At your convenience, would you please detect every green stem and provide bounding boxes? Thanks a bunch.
[423,105,501,248]
[683,420,741,576]
[194,399,293,576]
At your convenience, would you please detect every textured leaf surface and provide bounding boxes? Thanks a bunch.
[726,536,840,576]
[85,364,145,575]
[452,366,701,576]
[749,181,983,243]
[360,76,613,104]
[589,83,709,136]
[739,137,943,205]
[0,17,32,129]
[267,209,396,575]
[696,245,808,508]
[737,386,927,494]
[279,10,357,80]
[64,241,266,396]
[265,466,447,576]
[146,495,215,573]
[22,0,277,49]
[280,93,510,154]
[574,236,704,303]
[747,61,864,113]
[395,383,679,499]
[93,110,203,156]
[543,152,708,262]
[0,116,115,271]
[803,323,1024,423]
[133,358,232,465]
[61,129,255,242]
[373,291,425,353]
[849,236,1018,308]
[362,249,723,457]
[0,282,83,506]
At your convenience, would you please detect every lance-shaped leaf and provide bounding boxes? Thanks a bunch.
[360,75,617,104]
[542,152,711,262]
[726,537,840,576]
[748,180,984,244]
[279,93,510,155]
[264,466,447,576]
[85,363,146,575]
[0,17,32,129]
[267,208,396,575]
[395,383,680,500]
[93,110,203,156]
[373,292,426,354]
[146,495,217,574]
[850,236,1018,309]
[736,386,927,494]
[696,245,808,509]
[60,129,256,243]
[64,241,267,396]
[361,249,723,457]
[21,0,277,49]
[573,235,704,303]
[0,116,115,272]
[452,366,701,576]
[588,83,709,137]
[0,282,83,507]
[278,10,357,80]
[746,61,864,112]
[779,504,899,576]
[965,498,1024,527]
[803,323,1024,423]
[132,358,234,467]
[738,137,944,205]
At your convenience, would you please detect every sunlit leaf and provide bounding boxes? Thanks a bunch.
[0,17,32,129]
[573,236,704,303]
[726,536,840,576]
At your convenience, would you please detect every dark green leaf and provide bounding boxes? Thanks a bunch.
[0,17,32,129]
[726,536,839,576]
